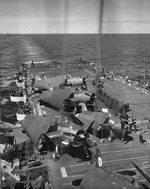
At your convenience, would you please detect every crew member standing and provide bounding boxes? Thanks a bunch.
[120,119,128,142]
[138,128,144,144]
[108,130,114,142]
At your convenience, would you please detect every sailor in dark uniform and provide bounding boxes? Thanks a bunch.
[120,117,128,142]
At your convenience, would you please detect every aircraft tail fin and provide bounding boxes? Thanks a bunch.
[86,120,95,133]
[89,93,97,103]
[103,117,110,124]
[132,161,150,184]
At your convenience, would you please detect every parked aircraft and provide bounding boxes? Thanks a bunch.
[33,74,88,91]
[21,113,96,158]
[76,108,130,134]
[39,87,133,141]
[39,87,135,143]
[80,148,144,189]
[64,75,88,89]
[74,108,138,144]
[38,117,96,158]
[33,74,71,91]
[40,88,97,112]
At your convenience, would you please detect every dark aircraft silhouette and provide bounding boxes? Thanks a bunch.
[21,114,96,158]
[34,74,88,91]
[38,118,96,158]
[80,148,144,189]
[75,108,136,143]
[39,87,133,142]
[40,88,97,112]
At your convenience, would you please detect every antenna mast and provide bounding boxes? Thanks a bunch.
[144,55,146,89]
[96,0,103,93]
[98,47,101,80]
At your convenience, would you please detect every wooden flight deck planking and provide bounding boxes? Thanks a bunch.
[45,130,150,188]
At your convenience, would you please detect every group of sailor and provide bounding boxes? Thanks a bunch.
[108,114,146,144]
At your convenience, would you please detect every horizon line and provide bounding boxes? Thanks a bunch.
[2,32,150,35]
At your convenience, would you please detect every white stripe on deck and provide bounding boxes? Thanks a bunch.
[103,155,150,164]
[60,167,68,178]
[69,162,90,167]
[101,147,150,154]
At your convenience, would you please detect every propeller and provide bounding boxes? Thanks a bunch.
[75,129,89,142]
[73,121,95,158]
[73,130,90,158]
[82,138,90,158]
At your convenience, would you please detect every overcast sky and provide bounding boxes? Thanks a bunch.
[0,0,150,34]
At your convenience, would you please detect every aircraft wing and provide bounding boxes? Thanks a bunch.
[77,111,109,123]
[77,111,109,130]
[34,75,67,90]
[80,148,136,189]
[21,114,57,147]
[68,97,80,103]
[103,117,110,124]
[0,121,21,130]
[58,110,94,131]
[34,78,50,90]
[16,163,48,177]
[45,130,63,139]
[59,110,84,126]
[40,88,74,110]
[132,161,150,184]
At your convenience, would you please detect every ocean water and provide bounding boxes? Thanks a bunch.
[0,34,150,107]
